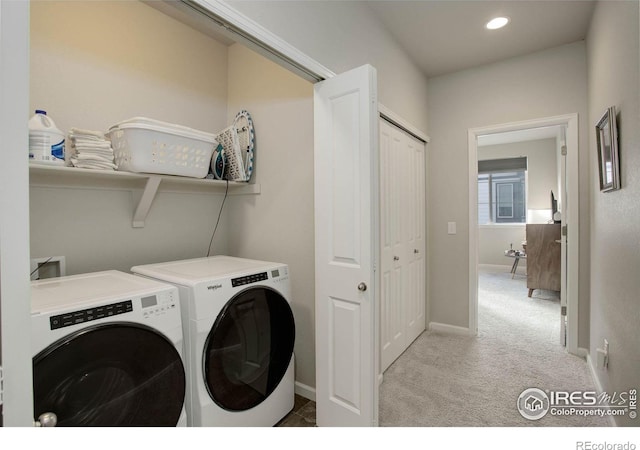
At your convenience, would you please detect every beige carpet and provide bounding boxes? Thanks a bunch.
[379,265,608,427]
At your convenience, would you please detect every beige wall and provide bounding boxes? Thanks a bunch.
[29,1,231,275]
[225,44,316,389]
[222,1,431,390]
[479,138,558,211]
[30,0,228,133]
[29,1,317,392]
[226,0,429,133]
[478,138,558,266]
[586,0,640,427]
[427,42,590,344]
[478,226,526,268]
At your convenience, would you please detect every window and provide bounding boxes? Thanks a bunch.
[478,157,527,224]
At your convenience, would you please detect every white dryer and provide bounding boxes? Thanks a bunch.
[131,256,295,427]
[31,270,187,427]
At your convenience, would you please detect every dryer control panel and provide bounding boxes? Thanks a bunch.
[230,266,289,287]
[231,272,268,287]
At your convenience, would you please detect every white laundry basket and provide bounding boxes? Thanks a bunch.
[108,117,217,178]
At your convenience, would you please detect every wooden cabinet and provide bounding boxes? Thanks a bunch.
[526,224,561,296]
[380,118,426,372]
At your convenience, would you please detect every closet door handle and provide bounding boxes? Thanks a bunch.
[393,256,400,261]
[358,282,367,292]
[414,249,419,254]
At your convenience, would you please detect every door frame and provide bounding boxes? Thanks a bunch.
[468,114,580,355]
[2,0,335,425]
[0,0,35,426]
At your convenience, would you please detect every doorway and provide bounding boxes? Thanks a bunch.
[468,114,580,355]
[476,125,565,348]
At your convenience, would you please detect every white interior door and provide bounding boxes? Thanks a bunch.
[314,64,379,427]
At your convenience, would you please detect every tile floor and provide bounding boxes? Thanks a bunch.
[276,394,316,426]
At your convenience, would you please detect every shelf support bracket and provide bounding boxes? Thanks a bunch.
[132,176,162,228]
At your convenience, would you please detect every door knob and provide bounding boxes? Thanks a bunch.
[358,282,367,292]
[35,412,57,427]
[393,256,400,261]
[414,249,419,254]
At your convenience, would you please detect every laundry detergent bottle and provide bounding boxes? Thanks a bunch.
[29,110,65,165]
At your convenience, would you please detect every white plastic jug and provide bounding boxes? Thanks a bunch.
[29,110,65,165]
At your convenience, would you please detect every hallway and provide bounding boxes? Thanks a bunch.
[379,265,608,426]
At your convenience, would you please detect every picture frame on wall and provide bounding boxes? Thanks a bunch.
[595,106,620,192]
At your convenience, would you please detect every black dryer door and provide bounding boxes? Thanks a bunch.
[33,323,186,426]
[203,286,295,411]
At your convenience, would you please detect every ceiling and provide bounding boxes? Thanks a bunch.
[367,0,596,78]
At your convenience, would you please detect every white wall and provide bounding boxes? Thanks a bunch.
[225,0,429,132]
[225,44,316,390]
[586,0,640,427]
[427,42,590,343]
[29,1,231,274]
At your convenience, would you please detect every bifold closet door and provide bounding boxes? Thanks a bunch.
[404,132,426,346]
[380,119,426,372]
[380,120,405,371]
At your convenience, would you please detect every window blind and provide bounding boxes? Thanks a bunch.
[478,157,528,174]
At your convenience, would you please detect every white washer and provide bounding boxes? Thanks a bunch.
[31,270,187,427]
[131,256,295,427]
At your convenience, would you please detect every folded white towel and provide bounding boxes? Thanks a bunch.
[69,128,106,139]
[68,127,116,170]
[71,138,111,147]
[73,154,114,162]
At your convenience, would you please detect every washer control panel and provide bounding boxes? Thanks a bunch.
[141,292,177,319]
[50,300,133,330]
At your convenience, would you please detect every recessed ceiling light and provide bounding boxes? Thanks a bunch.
[486,17,510,30]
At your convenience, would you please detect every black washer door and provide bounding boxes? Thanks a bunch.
[204,287,295,411]
[33,323,185,427]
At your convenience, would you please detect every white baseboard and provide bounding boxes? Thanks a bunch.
[428,322,475,336]
[479,263,526,274]
[585,351,617,427]
[294,381,316,402]
[479,263,512,271]
[576,346,589,359]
